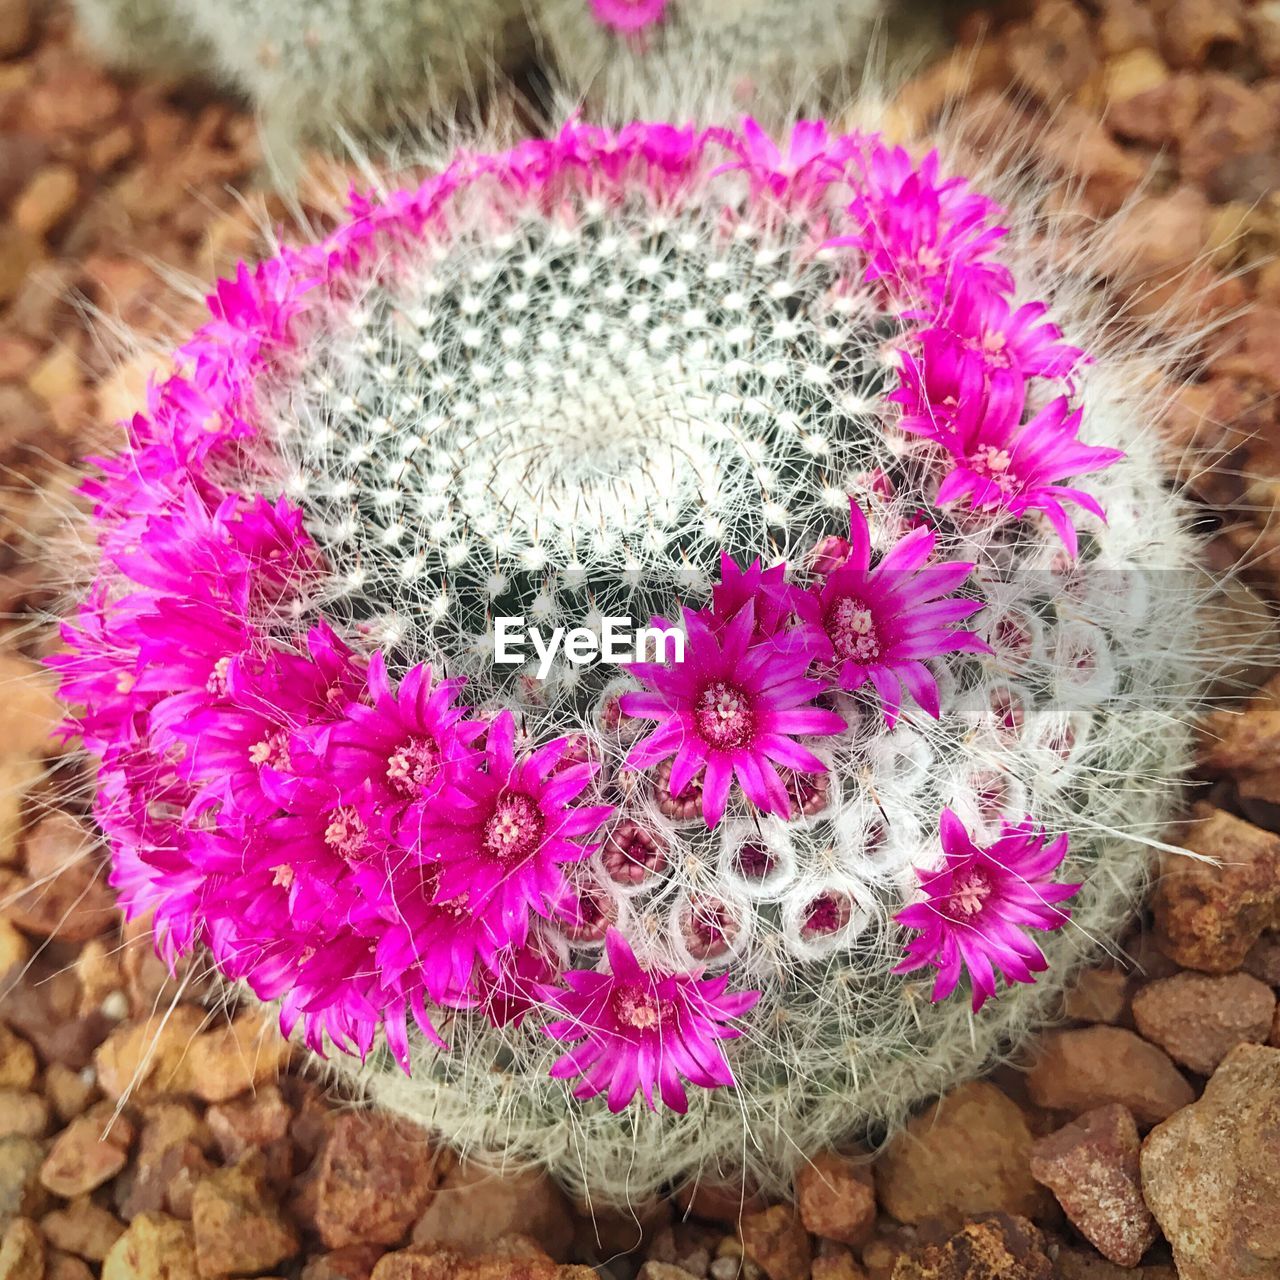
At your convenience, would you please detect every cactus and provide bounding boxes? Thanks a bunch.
[535,0,945,122]
[58,112,1227,1204]
[72,0,532,168]
[71,0,216,78]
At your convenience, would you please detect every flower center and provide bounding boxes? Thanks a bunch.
[386,735,442,797]
[968,445,1019,493]
[249,730,291,772]
[803,891,851,937]
[205,656,232,697]
[483,793,545,863]
[324,806,369,862]
[948,868,993,917]
[828,596,882,663]
[611,983,661,1032]
[694,681,756,750]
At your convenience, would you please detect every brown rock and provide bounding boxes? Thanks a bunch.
[645,1221,718,1276]
[1132,971,1276,1075]
[101,1212,197,1280]
[1029,1105,1156,1266]
[0,1138,50,1226]
[1244,931,1280,986]
[1158,0,1244,68]
[0,1032,36,1093]
[40,1197,125,1262]
[1097,0,1159,55]
[876,1082,1047,1225]
[0,1217,43,1280]
[1025,1027,1193,1125]
[5,814,116,943]
[0,961,109,1071]
[809,1246,869,1280]
[46,1250,95,1280]
[672,1179,769,1226]
[0,1095,47,1142]
[185,1014,291,1104]
[795,1150,876,1247]
[1141,1044,1280,1280]
[1059,1255,1176,1280]
[0,927,28,986]
[39,1106,133,1198]
[1182,76,1280,194]
[411,1160,571,1262]
[889,1215,1054,1280]
[738,1206,811,1280]
[191,1157,299,1278]
[1006,1,1100,101]
[12,166,76,241]
[1106,71,1201,146]
[314,1112,437,1251]
[637,1266,701,1280]
[43,1067,96,1127]
[302,1244,388,1280]
[0,0,30,56]
[369,1250,583,1280]
[1153,805,1280,973]
[94,1008,206,1102]
[1063,969,1130,1024]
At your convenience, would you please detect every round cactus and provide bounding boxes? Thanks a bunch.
[58,115,1216,1202]
[72,0,532,167]
[535,0,942,123]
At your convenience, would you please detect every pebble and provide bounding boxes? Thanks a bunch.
[311,1112,438,1251]
[736,1207,811,1280]
[1141,1044,1280,1280]
[0,1030,36,1093]
[191,1156,299,1278]
[1005,1,1101,101]
[1063,968,1130,1024]
[1025,1027,1193,1125]
[794,1150,876,1247]
[0,1137,51,1226]
[13,164,77,240]
[1159,0,1244,67]
[43,1067,96,1127]
[808,1245,868,1280]
[39,1105,134,1198]
[302,1244,388,1280]
[40,1196,125,1262]
[411,1160,572,1262]
[101,1212,197,1280]
[0,1217,44,1280]
[1029,1105,1156,1266]
[1153,805,1280,973]
[875,1082,1047,1225]
[0,225,43,306]
[0,0,30,58]
[0,1093,48,1141]
[7,813,117,943]
[1131,971,1276,1074]
[889,1214,1054,1280]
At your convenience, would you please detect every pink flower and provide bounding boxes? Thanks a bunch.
[419,711,614,952]
[621,601,846,827]
[802,501,986,725]
[829,144,1013,302]
[318,653,484,837]
[715,118,842,202]
[589,0,667,33]
[893,809,1080,1011]
[900,378,1124,556]
[706,553,811,650]
[541,928,759,1112]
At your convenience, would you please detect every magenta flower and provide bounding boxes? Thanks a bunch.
[318,653,484,838]
[541,928,760,1112]
[418,711,614,951]
[621,602,846,826]
[707,553,811,650]
[893,809,1080,1011]
[589,0,667,33]
[803,501,986,725]
[899,377,1124,556]
[829,143,1013,302]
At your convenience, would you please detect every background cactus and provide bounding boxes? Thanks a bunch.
[533,0,948,123]
[71,0,532,168]
[58,109,1233,1205]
